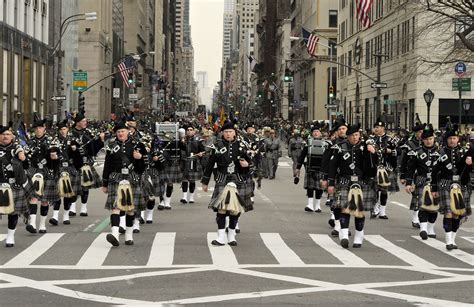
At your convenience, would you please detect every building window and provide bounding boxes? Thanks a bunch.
[329,10,337,28]
[348,51,352,75]
[397,24,400,55]
[349,0,354,35]
[365,41,370,68]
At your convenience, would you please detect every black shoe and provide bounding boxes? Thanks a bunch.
[420,231,428,240]
[304,207,314,212]
[328,219,335,228]
[5,243,14,248]
[228,241,237,246]
[49,218,58,226]
[39,229,47,234]
[69,212,76,217]
[189,200,195,204]
[119,227,125,234]
[157,205,165,211]
[80,212,88,217]
[63,220,71,225]
[133,229,140,233]
[412,222,420,229]
[428,234,436,239]
[106,234,119,247]
[353,243,362,248]
[211,240,225,246]
[125,240,134,246]
[446,244,454,251]
[26,225,37,234]
[331,229,339,237]
[139,217,145,224]
[235,229,240,234]
[379,215,388,219]
[452,244,458,249]
[180,199,187,204]
[370,211,379,219]
[341,238,349,248]
[146,221,153,224]
[314,209,322,213]
[164,206,171,210]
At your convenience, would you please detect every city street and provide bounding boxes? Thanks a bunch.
[0,156,472,306]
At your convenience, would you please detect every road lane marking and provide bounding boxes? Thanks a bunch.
[413,236,474,266]
[83,219,101,232]
[310,234,369,266]
[93,217,110,233]
[461,236,474,244]
[460,227,474,233]
[146,232,176,266]
[207,232,238,266]
[0,234,6,242]
[4,233,64,267]
[365,235,437,268]
[391,201,409,209]
[260,233,305,265]
[76,233,111,267]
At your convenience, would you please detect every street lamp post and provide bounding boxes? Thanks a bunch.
[423,89,434,124]
[462,100,471,128]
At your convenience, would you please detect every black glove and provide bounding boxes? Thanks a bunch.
[294,177,299,185]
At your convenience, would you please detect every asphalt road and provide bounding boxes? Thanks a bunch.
[0,155,473,306]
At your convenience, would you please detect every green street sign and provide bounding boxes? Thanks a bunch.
[452,78,471,91]
[73,71,88,91]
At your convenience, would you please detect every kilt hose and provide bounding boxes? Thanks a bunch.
[104,172,146,211]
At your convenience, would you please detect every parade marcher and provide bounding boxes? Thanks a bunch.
[25,119,55,234]
[242,123,265,189]
[327,124,378,248]
[201,121,253,246]
[264,129,281,179]
[70,112,105,217]
[399,121,424,228]
[181,124,205,204]
[431,125,472,250]
[48,120,82,226]
[295,122,326,213]
[261,127,271,178]
[0,125,29,247]
[368,119,399,219]
[405,124,440,240]
[102,122,146,247]
[288,129,304,173]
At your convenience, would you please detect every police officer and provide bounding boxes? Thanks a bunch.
[264,129,281,179]
[288,129,304,173]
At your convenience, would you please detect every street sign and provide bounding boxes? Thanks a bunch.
[455,62,466,77]
[73,71,88,91]
[384,99,398,105]
[452,78,471,91]
[51,95,66,101]
[324,104,338,109]
[129,93,138,101]
[113,88,120,98]
[371,83,388,88]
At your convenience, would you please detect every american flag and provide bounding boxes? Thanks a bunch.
[301,28,319,57]
[356,0,374,28]
[117,56,136,88]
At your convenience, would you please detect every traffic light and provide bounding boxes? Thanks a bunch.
[329,86,334,98]
[136,74,143,87]
[127,72,134,86]
[284,68,293,82]
[78,92,85,111]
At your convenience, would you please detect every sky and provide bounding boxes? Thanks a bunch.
[190,0,224,92]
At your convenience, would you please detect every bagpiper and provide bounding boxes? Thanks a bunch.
[102,122,146,247]
[201,121,253,246]
[180,124,205,204]
[327,124,378,248]
[295,122,326,213]
[70,112,105,217]
[405,124,440,240]
[0,125,29,247]
[431,125,472,250]
[399,121,424,228]
[368,119,399,219]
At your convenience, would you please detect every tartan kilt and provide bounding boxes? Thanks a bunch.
[104,172,145,211]
[437,181,471,215]
[304,169,322,190]
[387,171,400,192]
[208,178,254,212]
[335,179,376,211]
[81,165,102,190]
[43,175,60,203]
[11,184,28,215]
[140,171,155,201]
[60,166,81,199]
[26,167,53,202]
[409,193,419,211]
[183,158,203,182]
[164,160,183,184]
[144,168,163,197]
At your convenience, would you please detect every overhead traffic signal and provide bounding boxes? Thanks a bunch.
[136,74,143,87]
[329,86,334,98]
[127,72,134,85]
[78,92,85,111]
[284,68,293,82]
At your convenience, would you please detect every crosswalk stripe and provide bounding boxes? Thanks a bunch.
[77,233,111,267]
[4,233,64,267]
[147,232,176,266]
[310,234,369,266]
[0,234,6,242]
[413,236,474,266]
[366,235,437,268]
[260,233,305,265]
[461,236,474,244]
[207,232,238,266]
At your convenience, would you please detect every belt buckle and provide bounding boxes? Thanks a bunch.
[8,178,15,184]
[452,175,460,182]
[62,162,69,167]
[121,168,129,175]
[351,175,359,182]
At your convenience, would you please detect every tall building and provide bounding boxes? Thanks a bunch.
[337,1,473,130]
[0,0,51,125]
[175,0,191,48]
[196,71,211,108]
[222,0,234,68]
